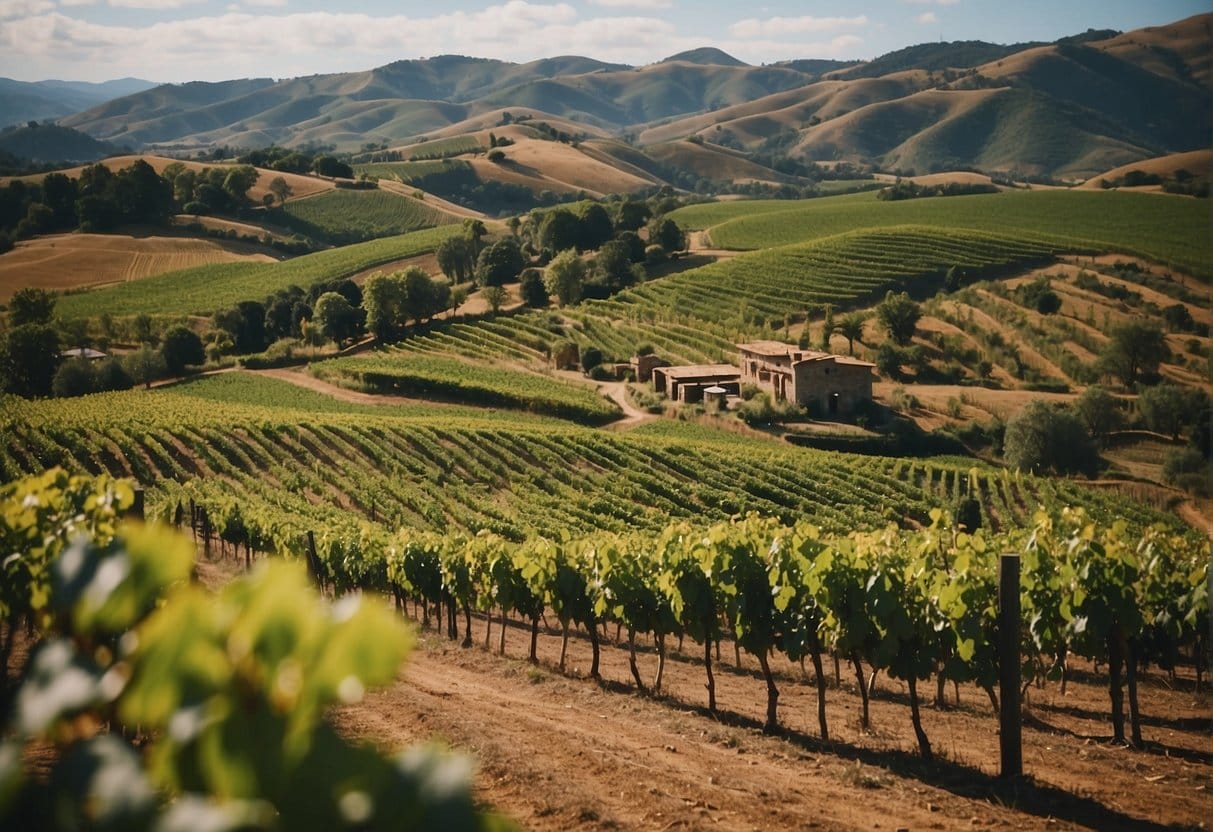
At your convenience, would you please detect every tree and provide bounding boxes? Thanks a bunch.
[614,199,651,232]
[818,303,834,352]
[312,156,353,179]
[1,324,60,397]
[401,267,445,325]
[362,272,407,342]
[874,342,903,380]
[576,202,613,250]
[124,345,166,390]
[8,287,56,327]
[647,217,685,252]
[462,218,487,252]
[1137,384,1190,440]
[581,346,603,374]
[544,248,585,307]
[52,357,95,398]
[132,313,156,345]
[1162,303,1195,332]
[591,239,637,294]
[74,194,119,231]
[876,290,921,346]
[94,357,133,392]
[615,229,645,263]
[1072,385,1122,441]
[482,286,507,314]
[1003,400,1098,476]
[436,235,475,283]
[538,209,581,254]
[1099,321,1168,387]
[1015,276,1061,314]
[160,325,206,375]
[222,165,260,205]
[268,176,293,205]
[313,291,362,346]
[835,312,866,356]
[213,301,267,354]
[475,238,524,287]
[519,268,549,308]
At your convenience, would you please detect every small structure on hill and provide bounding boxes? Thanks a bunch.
[550,341,579,371]
[652,364,741,403]
[631,352,667,383]
[738,340,874,417]
[59,347,107,361]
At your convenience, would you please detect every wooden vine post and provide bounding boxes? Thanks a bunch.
[998,552,1023,778]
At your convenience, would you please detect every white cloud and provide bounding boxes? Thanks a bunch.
[0,0,54,20]
[58,0,99,7]
[904,0,959,5]
[0,1,867,81]
[107,0,205,8]
[730,15,867,39]
[244,0,288,5]
[917,12,937,24]
[589,0,671,8]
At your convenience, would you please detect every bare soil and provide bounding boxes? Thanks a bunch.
[320,598,1213,832]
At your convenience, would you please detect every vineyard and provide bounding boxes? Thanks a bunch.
[54,225,462,318]
[311,354,620,423]
[278,188,458,243]
[385,226,1067,368]
[671,190,1212,279]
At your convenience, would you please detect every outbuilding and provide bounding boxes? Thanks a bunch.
[737,340,874,417]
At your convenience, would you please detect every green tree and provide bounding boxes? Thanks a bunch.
[51,357,96,398]
[124,345,166,389]
[818,303,834,352]
[544,248,585,307]
[475,238,524,287]
[482,285,507,314]
[436,235,475,283]
[1,324,60,397]
[1072,385,1122,441]
[7,287,56,327]
[313,291,362,346]
[94,357,133,392]
[160,324,206,375]
[213,301,266,354]
[876,290,921,346]
[591,239,637,293]
[401,267,445,325]
[1137,383,1191,440]
[312,156,353,179]
[362,271,408,342]
[1099,321,1168,387]
[836,312,866,356]
[575,202,613,250]
[132,312,156,345]
[614,199,651,232]
[519,268,549,308]
[268,175,293,205]
[647,217,685,252]
[221,164,260,204]
[1003,400,1098,476]
[538,209,581,254]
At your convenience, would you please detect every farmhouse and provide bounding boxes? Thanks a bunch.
[738,341,874,417]
[652,364,741,403]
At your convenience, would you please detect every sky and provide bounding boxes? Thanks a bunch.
[0,0,1207,83]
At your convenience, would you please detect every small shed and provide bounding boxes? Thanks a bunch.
[652,364,741,403]
[631,352,668,383]
[702,385,728,410]
[550,341,580,371]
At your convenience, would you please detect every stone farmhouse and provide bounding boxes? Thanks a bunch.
[737,341,874,417]
[651,364,741,403]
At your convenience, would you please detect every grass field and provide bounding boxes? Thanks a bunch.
[55,225,462,318]
[403,136,483,159]
[0,233,273,302]
[278,188,458,243]
[312,354,620,424]
[671,190,1212,279]
[353,160,466,183]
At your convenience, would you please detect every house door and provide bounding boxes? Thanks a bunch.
[828,392,839,416]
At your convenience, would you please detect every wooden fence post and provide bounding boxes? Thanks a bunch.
[129,487,145,522]
[999,552,1022,778]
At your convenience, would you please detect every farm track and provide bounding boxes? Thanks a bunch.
[312,595,1213,832]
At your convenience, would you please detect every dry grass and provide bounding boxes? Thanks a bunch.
[1078,148,1213,189]
[468,138,654,197]
[0,232,273,302]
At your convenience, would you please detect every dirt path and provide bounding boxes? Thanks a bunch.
[327,605,1213,832]
[595,380,655,430]
[249,366,470,410]
[687,230,740,259]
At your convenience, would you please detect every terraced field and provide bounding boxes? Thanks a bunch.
[671,190,1211,279]
[278,188,458,242]
[0,374,1174,550]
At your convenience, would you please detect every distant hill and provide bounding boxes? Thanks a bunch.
[0,123,117,163]
[51,13,1212,182]
[660,48,748,67]
[0,77,157,129]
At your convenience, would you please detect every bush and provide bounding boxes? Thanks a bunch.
[644,244,667,265]
[581,346,603,373]
[182,201,209,215]
[51,357,96,398]
[1163,447,1209,495]
[1003,400,1098,476]
[519,268,549,308]
[94,357,133,391]
[160,324,205,375]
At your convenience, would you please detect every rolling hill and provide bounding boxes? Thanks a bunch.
[0,76,156,129]
[34,13,1213,184]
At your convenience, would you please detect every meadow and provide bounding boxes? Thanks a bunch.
[671,190,1212,279]
[54,225,462,318]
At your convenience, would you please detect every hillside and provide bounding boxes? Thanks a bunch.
[49,13,1207,181]
[0,76,156,129]
[0,123,117,163]
[1079,148,1213,189]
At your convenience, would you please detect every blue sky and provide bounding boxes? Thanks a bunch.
[0,0,1206,83]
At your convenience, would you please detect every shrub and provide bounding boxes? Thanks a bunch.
[160,324,205,375]
[581,346,603,373]
[51,357,95,398]
[1003,400,1098,476]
